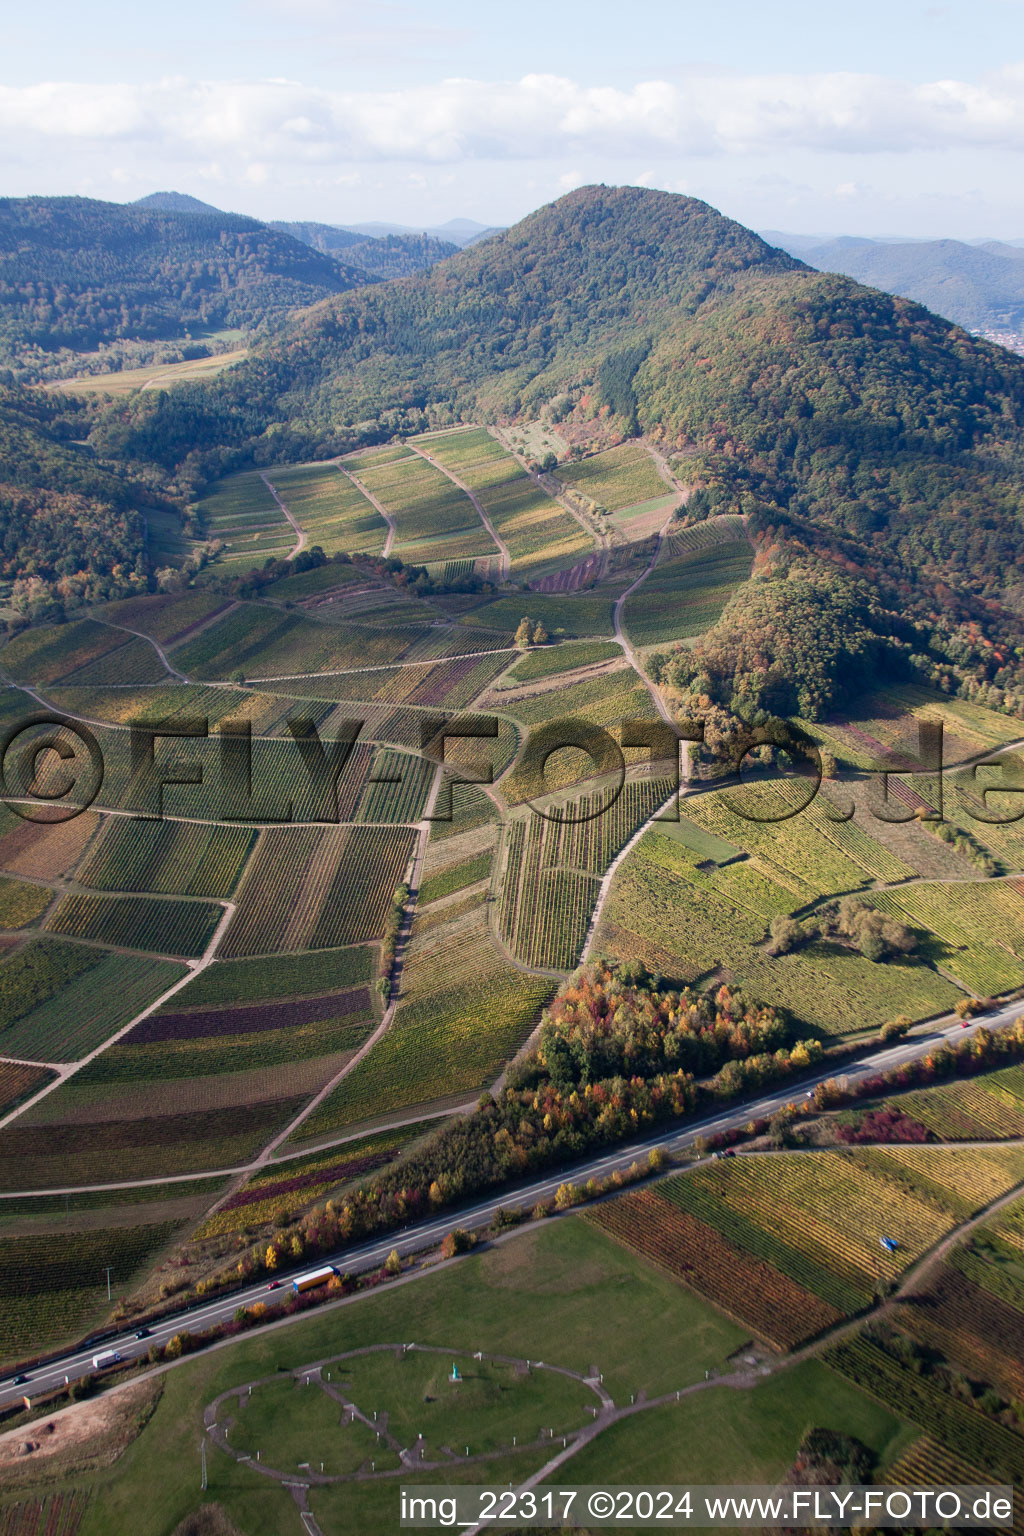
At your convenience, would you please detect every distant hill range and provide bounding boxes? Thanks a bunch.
[269,222,458,280]
[0,193,464,382]
[762,230,1024,347]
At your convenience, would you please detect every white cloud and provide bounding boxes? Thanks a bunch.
[1,66,1024,171]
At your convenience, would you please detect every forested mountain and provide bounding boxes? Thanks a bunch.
[270,222,458,278]
[133,191,227,216]
[93,184,1024,714]
[769,233,1024,336]
[0,386,150,616]
[0,196,377,380]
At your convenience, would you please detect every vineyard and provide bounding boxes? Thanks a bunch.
[195,1120,432,1237]
[196,470,293,561]
[295,889,551,1139]
[500,640,622,686]
[870,883,1024,995]
[0,1219,184,1365]
[264,463,387,554]
[590,1146,1024,1348]
[411,428,592,573]
[168,944,374,1007]
[0,1493,89,1535]
[0,1088,313,1187]
[0,952,185,1062]
[44,893,221,959]
[0,1061,51,1116]
[0,879,51,930]
[622,540,754,648]
[597,833,959,1032]
[354,452,497,563]
[556,442,668,513]
[0,808,98,882]
[221,824,415,957]
[878,1066,1024,1140]
[355,749,433,823]
[0,618,152,686]
[588,1188,842,1349]
[827,1333,1024,1487]
[79,818,255,896]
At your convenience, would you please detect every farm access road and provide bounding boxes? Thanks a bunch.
[0,1000,1018,1410]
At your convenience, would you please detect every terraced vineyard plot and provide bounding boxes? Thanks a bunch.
[79,818,255,896]
[342,444,414,471]
[0,1220,185,1365]
[0,1091,317,1188]
[415,428,592,573]
[0,878,51,930]
[871,883,1024,995]
[58,633,169,686]
[45,892,221,958]
[0,950,184,1062]
[196,1120,432,1236]
[595,1147,1024,1349]
[295,948,551,1139]
[498,816,598,970]
[222,824,415,957]
[502,667,659,731]
[101,590,232,646]
[0,808,98,881]
[500,640,622,686]
[664,514,749,557]
[598,836,959,1033]
[497,780,677,968]
[0,618,145,686]
[355,748,433,823]
[76,1010,373,1083]
[875,1068,1024,1141]
[457,592,619,638]
[196,470,293,560]
[168,944,374,1007]
[173,602,302,678]
[419,850,493,905]
[130,984,372,1043]
[827,1334,1024,1486]
[683,788,881,898]
[0,1060,52,1116]
[308,826,416,948]
[588,1189,842,1349]
[557,442,667,513]
[265,463,387,553]
[623,540,753,647]
[355,453,496,562]
[822,685,1023,775]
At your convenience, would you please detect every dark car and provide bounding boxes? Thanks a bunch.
[12,1374,28,1386]
[134,1327,151,1339]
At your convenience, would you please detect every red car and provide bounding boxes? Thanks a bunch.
[267,1280,282,1290]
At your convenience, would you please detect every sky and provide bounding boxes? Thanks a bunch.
[2,0,1024,237]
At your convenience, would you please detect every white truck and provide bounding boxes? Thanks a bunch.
[91,1349,122,1370]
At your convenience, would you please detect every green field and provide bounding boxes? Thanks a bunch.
[13,1218,910,1536]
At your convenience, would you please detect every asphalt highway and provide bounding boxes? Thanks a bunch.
[1,1001,1017,1409]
